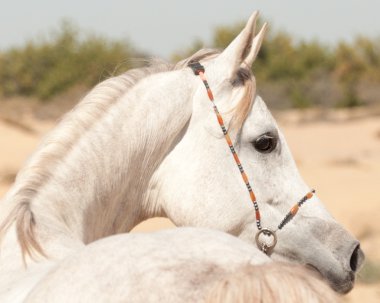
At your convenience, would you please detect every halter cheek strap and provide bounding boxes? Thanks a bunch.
[189,61,315,255]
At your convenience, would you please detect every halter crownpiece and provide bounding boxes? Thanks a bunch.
[189,61,315,255]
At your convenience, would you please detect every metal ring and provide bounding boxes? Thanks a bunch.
[255,228,277,254]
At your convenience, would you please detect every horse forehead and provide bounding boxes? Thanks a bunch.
[252,96,269,115]
[245,96,277,129]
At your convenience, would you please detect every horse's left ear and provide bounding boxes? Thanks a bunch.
[242,22,268,67]
[215,11,267,76]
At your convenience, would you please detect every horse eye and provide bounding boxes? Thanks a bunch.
[253,134,277,153]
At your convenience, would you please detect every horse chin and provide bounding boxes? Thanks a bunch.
[305,263,354,294]
[327,270,356,294]
[329,275,355,294]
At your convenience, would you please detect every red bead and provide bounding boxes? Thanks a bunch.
[290,204,299,215]
[255,211,261,220]
[207,89,214,100]
[249,191,256,201]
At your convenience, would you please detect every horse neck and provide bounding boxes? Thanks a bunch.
[5,69,195,247]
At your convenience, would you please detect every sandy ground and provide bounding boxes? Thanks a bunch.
[0,108,379,302]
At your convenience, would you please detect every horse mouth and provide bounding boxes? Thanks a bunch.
[334,272,355,294]
[306,263,355,294]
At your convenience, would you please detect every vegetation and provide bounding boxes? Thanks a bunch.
[1,20,379,108]
[0,21,137,100]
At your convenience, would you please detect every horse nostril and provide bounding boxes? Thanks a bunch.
[350,244,361,272]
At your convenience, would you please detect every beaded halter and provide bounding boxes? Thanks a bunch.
[189,61,315,255]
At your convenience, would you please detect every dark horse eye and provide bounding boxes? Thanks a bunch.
[253,133,277,153]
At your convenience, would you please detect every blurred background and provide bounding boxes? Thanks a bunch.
[1,1,379,301]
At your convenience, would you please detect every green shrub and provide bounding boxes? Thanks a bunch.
[290,85,312,109]
[0,21,137,100]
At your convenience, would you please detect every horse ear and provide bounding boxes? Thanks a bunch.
[215,11,262,76]
[242,22,268,67]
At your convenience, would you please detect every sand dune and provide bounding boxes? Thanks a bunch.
[0,109,379,302]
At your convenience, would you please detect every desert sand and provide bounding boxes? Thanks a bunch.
[0,108,379,302]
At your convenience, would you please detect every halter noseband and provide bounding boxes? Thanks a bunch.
[189,61,315,255]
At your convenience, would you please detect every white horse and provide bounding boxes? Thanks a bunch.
[24,228,339,303]
[0,12,363,301]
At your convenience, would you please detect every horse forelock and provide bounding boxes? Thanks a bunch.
[229,71,255,133]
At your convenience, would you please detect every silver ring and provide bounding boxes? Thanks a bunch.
[255,228,277,254]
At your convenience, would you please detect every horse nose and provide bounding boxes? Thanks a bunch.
[349,243,365,273]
